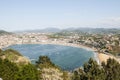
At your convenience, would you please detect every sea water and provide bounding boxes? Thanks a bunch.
[5,44,94,71]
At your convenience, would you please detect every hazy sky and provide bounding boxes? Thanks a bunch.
[0,0,120,31]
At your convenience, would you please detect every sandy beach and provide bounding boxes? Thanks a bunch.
[98,53,120,64]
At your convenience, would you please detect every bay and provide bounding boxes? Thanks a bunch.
[5,44,94,71]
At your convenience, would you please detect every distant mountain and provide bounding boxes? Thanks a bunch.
[0,30,12,35]
[63,27,77,31]
[15,28,62,33]
[62,28,120,34]
[14,27,120,34]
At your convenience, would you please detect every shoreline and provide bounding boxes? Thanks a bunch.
[38,42,100,64]
[1,41,101,64]
[31,42,120,64]
[98,53,120,64]
[2,41,120,64]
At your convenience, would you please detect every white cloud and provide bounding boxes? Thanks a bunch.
[95,17,120,28]
[72,17,120,28]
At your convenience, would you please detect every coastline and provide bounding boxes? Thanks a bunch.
[33,42,120,64]
[42,42,101,64]
[2,41,120,64]
[1,41,101,64]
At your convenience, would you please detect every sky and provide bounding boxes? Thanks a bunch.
[0,0,120,31]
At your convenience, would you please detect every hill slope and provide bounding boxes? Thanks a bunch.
[0,30,12,35]
[0,49,30,65]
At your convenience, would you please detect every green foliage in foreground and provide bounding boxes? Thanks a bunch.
[0,55,60,80]
[0,50,120,80]
[15,64,39,80]
[73,58,120,80]
[0,59,18,80]
[36,56,62,79]
[0,58,39,80]
[36,56,60,69]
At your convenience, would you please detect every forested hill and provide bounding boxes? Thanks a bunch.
[0,30,12,35]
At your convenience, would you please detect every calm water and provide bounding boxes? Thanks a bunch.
[5,44,94,70]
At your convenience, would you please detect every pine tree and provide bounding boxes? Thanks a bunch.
[102,58,120,80]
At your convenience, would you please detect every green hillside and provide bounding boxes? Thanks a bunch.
[0,49,30,65]
[0,49,120,80]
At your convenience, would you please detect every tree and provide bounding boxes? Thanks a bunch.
[15,64,39,80]
[36,56,61,79]
[102,58,120,80]
[73,71,80,80]
[36,56,56,68]
[73,58,106,80]
[83,58,105,80]
[73,58,120,80]
[0,59,18,80]
[0,58,39,80]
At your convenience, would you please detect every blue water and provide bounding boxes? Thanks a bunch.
[4,44,94,70]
